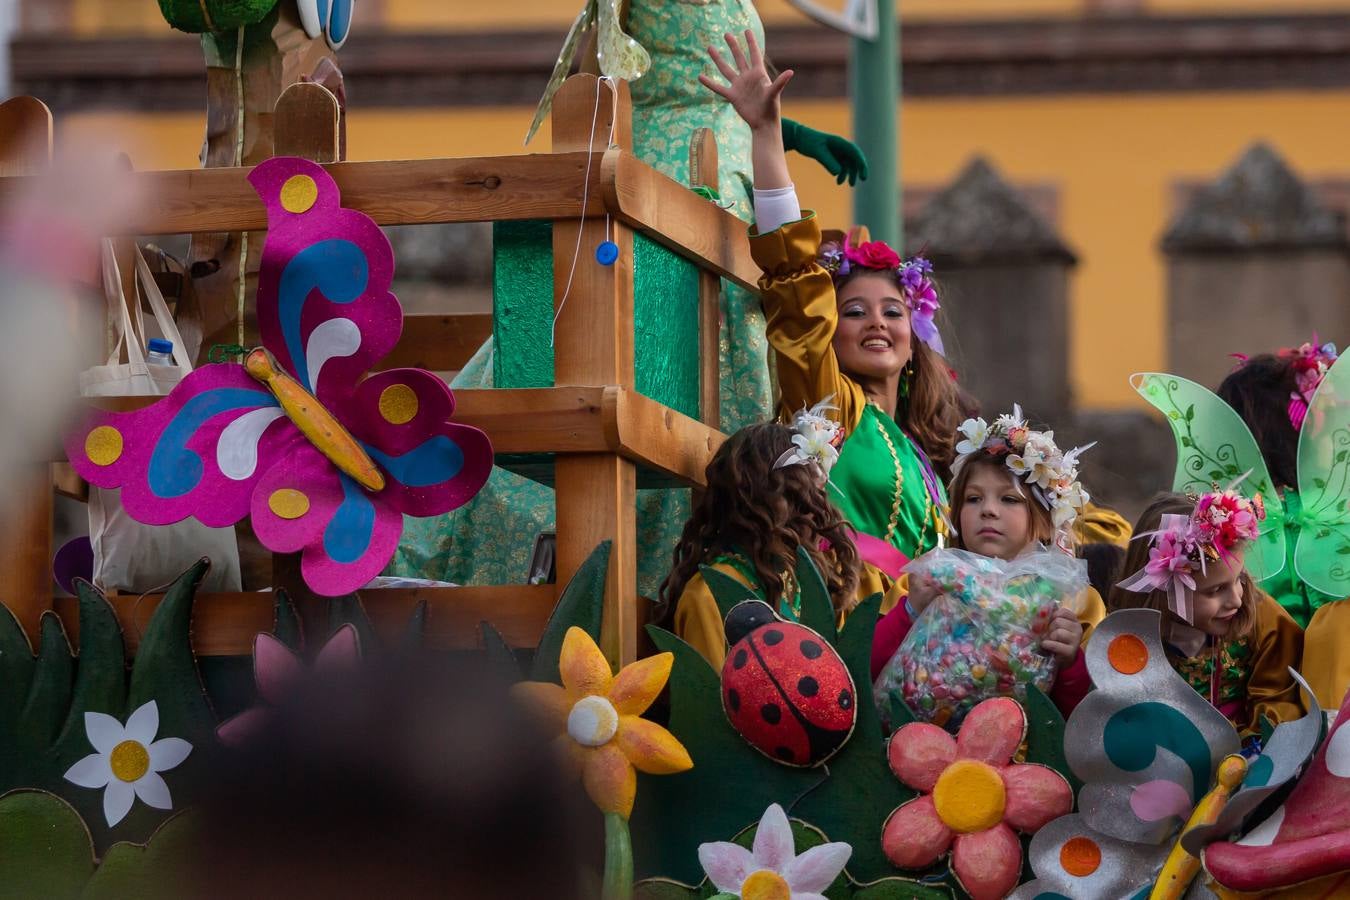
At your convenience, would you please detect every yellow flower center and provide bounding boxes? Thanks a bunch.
[932,759,1006,833]
[567,695,619,747]
[109,740,150,783]
[741,869,791,900]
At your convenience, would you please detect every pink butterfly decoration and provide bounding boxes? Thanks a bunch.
[66,157,493,596]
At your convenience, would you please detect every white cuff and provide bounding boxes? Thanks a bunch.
[753,185,801,234]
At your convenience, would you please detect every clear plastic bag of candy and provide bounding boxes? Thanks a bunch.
[873,548,1088,729]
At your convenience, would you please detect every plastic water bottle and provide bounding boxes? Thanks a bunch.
[146,338,175,367]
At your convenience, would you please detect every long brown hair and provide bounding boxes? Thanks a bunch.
[946,454,1057,552]
[836,268,962,477]
[1107,492,1258,640]
[659,423,860,618]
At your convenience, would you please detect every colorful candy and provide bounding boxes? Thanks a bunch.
[874,549,1088,730]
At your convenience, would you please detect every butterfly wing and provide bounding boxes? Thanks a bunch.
[1133,372,1287,583]
[249,157,402,412]
[1294,352,1350,597]
[250,442,403,597]
[345,369,493,517]
[67,364,299,527]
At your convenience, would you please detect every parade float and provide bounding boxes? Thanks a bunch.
[0,2,1346,897]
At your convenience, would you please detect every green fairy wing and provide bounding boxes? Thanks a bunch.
[524,0,598,146]
[1133,372,1287,582]
[1294,353,1350,597]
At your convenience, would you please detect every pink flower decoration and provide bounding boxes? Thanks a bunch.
[881,698,1072,900]
[216,624,361,745]
[697,803,851,900]
[843,238,901,271]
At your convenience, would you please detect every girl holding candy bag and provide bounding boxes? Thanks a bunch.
[871,408,1105,725]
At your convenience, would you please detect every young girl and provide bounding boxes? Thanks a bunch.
[870,409,1103,717]
[662,415,902,669]
[1109,491,1305,736]
[700,31,960,577]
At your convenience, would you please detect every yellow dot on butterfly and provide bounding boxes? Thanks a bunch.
[280,175,318,214]
[268,489,310,520]
[379,384,418,425]
[85,426,123,466]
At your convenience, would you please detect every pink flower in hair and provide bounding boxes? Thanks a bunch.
[844,237,902,270]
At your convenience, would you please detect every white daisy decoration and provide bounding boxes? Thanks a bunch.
[954,417,990,457]
[63,700,193,827]
[698,803,851,900]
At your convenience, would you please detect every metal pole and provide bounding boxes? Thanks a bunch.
[849,0,899,246]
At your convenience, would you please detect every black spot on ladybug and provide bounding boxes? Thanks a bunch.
[733,648,748,670]
[776,746,795,763]
[838,689,853,709]
[727,688,740,712]
[761,703,782,724]
[798,676,819,697]
[800,640,823,659]
[763,629,784,646]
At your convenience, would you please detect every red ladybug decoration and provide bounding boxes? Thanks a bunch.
[720,600,857,767]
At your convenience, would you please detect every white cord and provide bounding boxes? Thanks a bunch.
[552,75,620,347]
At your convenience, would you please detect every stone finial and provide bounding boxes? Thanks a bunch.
[905,156,1076,264]
[1162,143,1346,252]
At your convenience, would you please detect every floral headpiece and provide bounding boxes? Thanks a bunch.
[1233,336,1338,430]
[953,405,1094,530]
[774,397,843,477]
[1117,485,1265,624]
[817,235,944,355]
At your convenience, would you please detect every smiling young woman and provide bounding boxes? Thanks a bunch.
[700,30,962,572]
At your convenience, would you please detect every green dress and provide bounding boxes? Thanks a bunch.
[830,404,946,561]
[390,0,774,596]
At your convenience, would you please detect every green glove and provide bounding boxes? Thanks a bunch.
[781,117,870,186]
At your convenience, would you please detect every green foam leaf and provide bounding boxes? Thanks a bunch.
[530,541,610,683]
[795,546,837,641]
[0,790,94,899]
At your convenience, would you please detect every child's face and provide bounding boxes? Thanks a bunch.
[958,463,1032,561]
[832,273,913,383]
[1188,551,1246,637]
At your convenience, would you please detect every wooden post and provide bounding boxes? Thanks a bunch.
[0,96,54,644]
[550,75,639,667]
[268,82,342,643]
[688,127,722,432]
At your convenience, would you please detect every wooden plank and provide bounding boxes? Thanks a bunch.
[377,312,494,373]
[551,75,640,667]
[602,148,760,293]
[688,127,723,432]
[615,390,725,486]
[52,584,557,656]
[0,154,608,235]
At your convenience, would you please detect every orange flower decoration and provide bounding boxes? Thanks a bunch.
[512,627,693,819]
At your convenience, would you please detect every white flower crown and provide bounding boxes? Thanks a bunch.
[775,397,843,477]
[953,405,1094,529]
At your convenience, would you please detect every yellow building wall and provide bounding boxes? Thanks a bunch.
[71,0,1350,34]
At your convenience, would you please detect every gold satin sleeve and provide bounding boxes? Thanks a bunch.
[1078,586,1107,645]
[1075,503,1133,549]
[672,561,898,670]
[1244,590,1307,734]
[748,214,866,435]
[1301,600,1350,711]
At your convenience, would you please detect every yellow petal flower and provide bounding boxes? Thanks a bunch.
[608,651,673,716]
[616,716,693,775]
[584,742,637,818]
[553,733,589,781]
[510,681,570,733]
[560,627,613,700]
